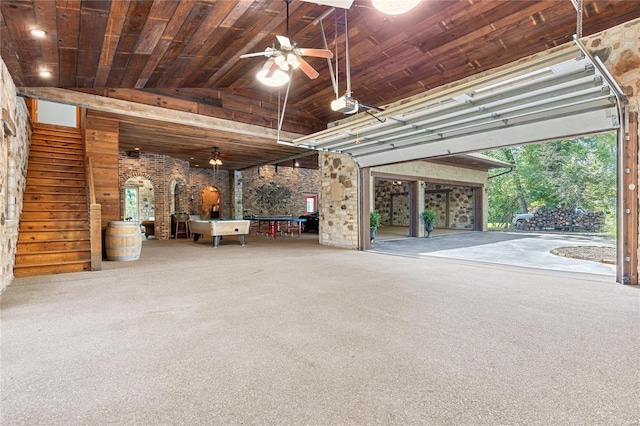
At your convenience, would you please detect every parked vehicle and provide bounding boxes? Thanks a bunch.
[512,207,586,225]
[512,212,534,224]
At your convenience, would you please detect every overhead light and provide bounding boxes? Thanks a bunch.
[331,95,359,114]
[39,70,51,78]
[256,58,290,87]
[30,29,47,38]
[372,0,420,15]
[209,158,222,166]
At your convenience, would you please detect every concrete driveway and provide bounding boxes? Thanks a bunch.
[371,231,616,277]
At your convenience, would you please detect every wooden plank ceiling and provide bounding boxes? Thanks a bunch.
[2,0,639,170]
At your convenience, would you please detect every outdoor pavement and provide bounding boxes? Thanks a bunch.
[371,231,617,277]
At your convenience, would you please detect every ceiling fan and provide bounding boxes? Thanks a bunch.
[239,0,333,84]
[208,147,229,167]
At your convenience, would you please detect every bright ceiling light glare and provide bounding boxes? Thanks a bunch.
[39,70,52,78]
[30,29,47,37]
[372,0,420,15]
[256,59,290,87]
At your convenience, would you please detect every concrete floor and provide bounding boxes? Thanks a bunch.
[372,230,617,276]
[1,233,639,424]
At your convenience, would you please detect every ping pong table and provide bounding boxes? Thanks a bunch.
[246,215,306,239]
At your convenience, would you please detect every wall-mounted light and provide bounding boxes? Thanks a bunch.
[372,0,420,15]
[39,70,51,78]
[30,29,47,38]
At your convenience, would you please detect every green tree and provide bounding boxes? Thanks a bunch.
[485,133,616,227]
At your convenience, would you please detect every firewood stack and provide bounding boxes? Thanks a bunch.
[515,207,605,232]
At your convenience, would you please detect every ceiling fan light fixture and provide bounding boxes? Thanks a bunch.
[372,0,420,15]
[209,158,222,166]
[286,53,300,69]
[256,59,290,87]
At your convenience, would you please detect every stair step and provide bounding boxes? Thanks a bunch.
[18,229,90,241]
[29,144,84,157]
[21,211,89,220]
[15,250,92,265]
[29,153,84,165]
[13,262,92,277]
[22,201,88,211]
[19,220,89,231]
[24,193,87,202]
[16,239,91,251]
[29,152,84,168]
[26,178,86,188]
[25,185,87,194]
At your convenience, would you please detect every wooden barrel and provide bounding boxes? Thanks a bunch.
[105,221,142,261]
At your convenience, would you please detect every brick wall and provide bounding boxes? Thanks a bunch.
[119,151,229,239]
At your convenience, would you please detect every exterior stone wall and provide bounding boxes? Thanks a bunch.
[584,18,640,112]
[319,152,359,249]
[119,151,229,239]
[374,180,409,226]
[425,184,475,230]
[0,55,31,292]
[373,160,488,231]
[241,165,319,217]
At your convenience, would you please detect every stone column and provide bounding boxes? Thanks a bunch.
[318,152,359,249]
[231,170,243,219]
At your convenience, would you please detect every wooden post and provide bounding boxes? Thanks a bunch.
[90,204,102,271]
[358,167,371,250]
[621,111,638,284]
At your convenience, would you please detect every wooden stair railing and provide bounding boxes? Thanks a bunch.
[14,123,93,277]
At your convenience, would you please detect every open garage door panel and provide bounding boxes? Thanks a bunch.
[293,42,624,167]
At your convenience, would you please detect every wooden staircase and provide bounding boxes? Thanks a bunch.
[14,123,92,277]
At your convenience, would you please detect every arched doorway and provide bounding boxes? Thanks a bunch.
[123,176,155,222]
[202,186,220,218]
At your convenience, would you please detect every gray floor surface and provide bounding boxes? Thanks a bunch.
[1,233,638,425]
[372,231,617,276]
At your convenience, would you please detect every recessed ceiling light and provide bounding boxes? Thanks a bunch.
[30,29,47,38]
[134,147,140,151]
[39,71,51,78]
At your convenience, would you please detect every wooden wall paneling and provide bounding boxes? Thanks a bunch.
[84,111,120,228]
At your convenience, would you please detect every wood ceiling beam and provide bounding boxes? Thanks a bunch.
[16,87,304,142]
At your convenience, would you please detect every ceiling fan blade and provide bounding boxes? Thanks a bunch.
[276,35,292,50]
[298,48,333,59]
[297,57,319,80]
[239,51,272,59]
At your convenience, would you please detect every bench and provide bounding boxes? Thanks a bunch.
[189,219,251,247]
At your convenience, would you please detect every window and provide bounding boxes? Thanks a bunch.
[124,187,139,221]
[304,194,317,214]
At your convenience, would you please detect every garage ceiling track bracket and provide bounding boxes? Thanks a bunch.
[293,42,620,168]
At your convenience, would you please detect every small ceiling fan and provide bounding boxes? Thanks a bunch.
[209,147,229,166]
[239,0,333,82]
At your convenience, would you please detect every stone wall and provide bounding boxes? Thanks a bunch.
[425,184,475,230]
[0,55,31,292]
[584,18,640,111]
[241,165,319,217]
[119,151,229,239]
[373,159,488,231]
[319,152,359,249]
[374,180,409,226]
